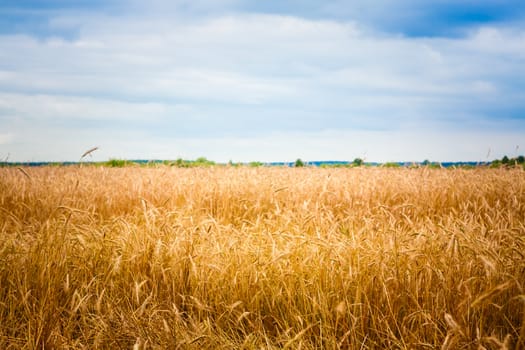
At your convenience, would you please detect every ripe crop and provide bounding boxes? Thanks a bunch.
[1,166,524,349]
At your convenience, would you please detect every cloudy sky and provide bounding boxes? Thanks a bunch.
[1,0,524,163]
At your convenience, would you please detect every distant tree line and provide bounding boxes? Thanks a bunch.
[4,155,525,168]
[491,155,525,167]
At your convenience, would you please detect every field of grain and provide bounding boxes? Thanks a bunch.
[0,166,524,349]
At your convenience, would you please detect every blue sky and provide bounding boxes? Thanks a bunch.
[1,0,524,162]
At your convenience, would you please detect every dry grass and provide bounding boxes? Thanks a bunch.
[0,166,524,349]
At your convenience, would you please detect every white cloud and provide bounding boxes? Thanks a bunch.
[0,11,524,161]
[168,129,523,163]
[5,127,519,163]
[0,93,177,122]
[466,27,525,56]
[0,133,14,145]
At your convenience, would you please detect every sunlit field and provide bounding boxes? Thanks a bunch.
[1,166,524,349]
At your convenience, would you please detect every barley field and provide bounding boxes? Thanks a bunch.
[0,166,524,349]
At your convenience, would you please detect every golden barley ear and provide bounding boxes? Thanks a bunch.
[17,167,31,179]
[80,146,99,160]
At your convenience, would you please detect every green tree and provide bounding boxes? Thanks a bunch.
[106,158,127,167]
[490,160,502,168]
[194,157,215,166]
[352,158,364,167]
[295,158,304,167]
[502,155,509,164]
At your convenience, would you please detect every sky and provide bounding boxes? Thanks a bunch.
[1,0,524,163]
